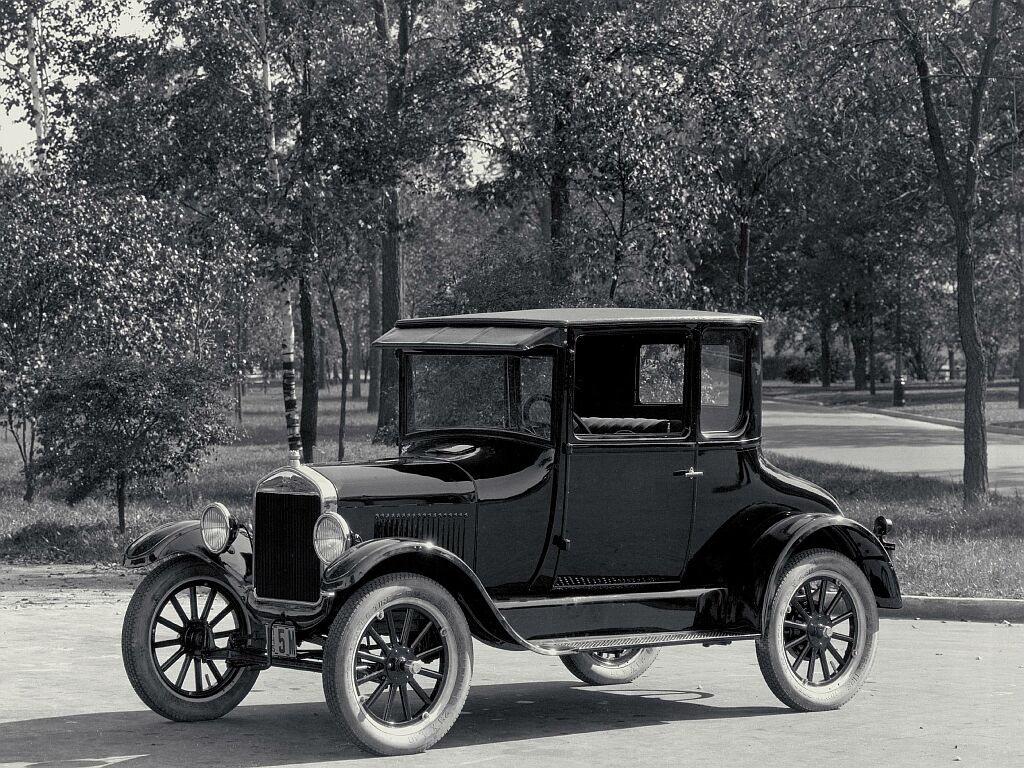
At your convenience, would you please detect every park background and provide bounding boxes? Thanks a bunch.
[1,0,1023,598]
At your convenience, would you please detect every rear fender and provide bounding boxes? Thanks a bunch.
[754,515,902,630]
[322,538,526,649]
[122,520,252,591]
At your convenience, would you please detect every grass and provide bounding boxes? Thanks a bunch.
[1,389,1022,598]
[765,453,1024,599]
[764,380,1024,430]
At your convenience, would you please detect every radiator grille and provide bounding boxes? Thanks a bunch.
[373,510,467,559]
[254,491,322,603]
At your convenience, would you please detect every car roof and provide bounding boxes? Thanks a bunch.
[395,308,763,328]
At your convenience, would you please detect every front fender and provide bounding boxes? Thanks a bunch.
[123,520,252,590]
[755,515,902,629]
[322,538,528,650]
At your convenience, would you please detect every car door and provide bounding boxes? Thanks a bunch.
[554,330,697,589]
[688,327,759,564]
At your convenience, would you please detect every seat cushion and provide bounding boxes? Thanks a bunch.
[579,416,680,434]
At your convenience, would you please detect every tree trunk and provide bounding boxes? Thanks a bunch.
[894,271,904,385]
[281,293,301,456]
[736,217,750,307]
[257,0,280,191]
[25,9,48,166]
[352,319,363,399]
[235,304,244,423]
[371,0,408,436]
[324,280,350,461]
[1016,206,1023,407]
[23,463,35,503]
[116,471,127,535]
[376,186,402,441]
[851,334,868,390]
[299,272,319,462]
[954,220,989,504]
[868,317,876,396]
[819,310,832,389]
[368,249,381,412]
[318,320,328,390]
[547,9,572,297]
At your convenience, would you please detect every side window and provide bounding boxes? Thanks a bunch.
[572,334,687,438]
[701,330,746,435]
[638,344,685,404]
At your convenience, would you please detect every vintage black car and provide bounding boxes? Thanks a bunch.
[121,308,901,755]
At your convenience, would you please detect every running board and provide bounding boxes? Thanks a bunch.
[532,630,759,655]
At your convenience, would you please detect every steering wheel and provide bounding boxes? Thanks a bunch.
[522,394,552,434]
[572,413,591,434]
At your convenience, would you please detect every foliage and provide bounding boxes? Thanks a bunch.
[1,0,1021,502]
[35,356,234,532]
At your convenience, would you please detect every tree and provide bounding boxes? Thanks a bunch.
[1,1,126,165]
[887,0,1021,505]
[36,357,233,533]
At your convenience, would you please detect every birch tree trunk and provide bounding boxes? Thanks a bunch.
[25,8,48,166]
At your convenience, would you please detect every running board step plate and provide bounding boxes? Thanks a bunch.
[533,630,758,655]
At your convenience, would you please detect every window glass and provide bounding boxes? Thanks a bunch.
[571,334,686,438]
[519,356,554,439]
[406,354,553,440]
[701,331,746,434]
[638,344,685,404]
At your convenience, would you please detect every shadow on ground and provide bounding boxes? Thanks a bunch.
[0,681,787,766]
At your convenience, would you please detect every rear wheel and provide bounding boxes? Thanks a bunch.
[561,647,659,685]
[121,557,260,722]
[323,573,473,756]
[756,548,878,711]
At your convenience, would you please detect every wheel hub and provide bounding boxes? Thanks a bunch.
[384,646,420,683]
[182,621,210,654]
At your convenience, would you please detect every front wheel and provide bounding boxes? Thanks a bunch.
[561,647,659,685]
[755,548,878,711]
[121,556,260,722]
[323,573,473,756]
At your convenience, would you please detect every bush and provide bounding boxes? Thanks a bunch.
[36,355,234,533]
[784,361,815,383]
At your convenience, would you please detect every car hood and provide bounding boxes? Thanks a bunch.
[308,457,476,505]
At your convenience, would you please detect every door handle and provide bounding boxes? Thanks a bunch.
[673,467,703,478]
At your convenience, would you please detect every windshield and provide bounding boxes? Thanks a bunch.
[405,353,554,440]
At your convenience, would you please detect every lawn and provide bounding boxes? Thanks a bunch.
[1,388,1021,598]
[764,380,1024,430]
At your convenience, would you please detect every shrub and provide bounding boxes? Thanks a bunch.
[784,361,815,383]
[35,355,234,533]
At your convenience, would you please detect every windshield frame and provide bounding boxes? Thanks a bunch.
[398,349,559,445]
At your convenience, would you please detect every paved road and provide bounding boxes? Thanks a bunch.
[763,400,1024,495]
[1,585,1021,768]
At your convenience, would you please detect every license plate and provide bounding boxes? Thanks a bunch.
[270,624,296,659]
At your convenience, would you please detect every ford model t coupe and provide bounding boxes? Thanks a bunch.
[122,309,901,755]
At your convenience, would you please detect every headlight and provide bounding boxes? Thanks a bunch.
[200,502,236,554]
[313,511,351,565]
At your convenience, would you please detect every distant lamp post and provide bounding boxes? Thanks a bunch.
[893,375,906,407]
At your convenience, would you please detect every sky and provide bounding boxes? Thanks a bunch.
[0,111,35,156]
